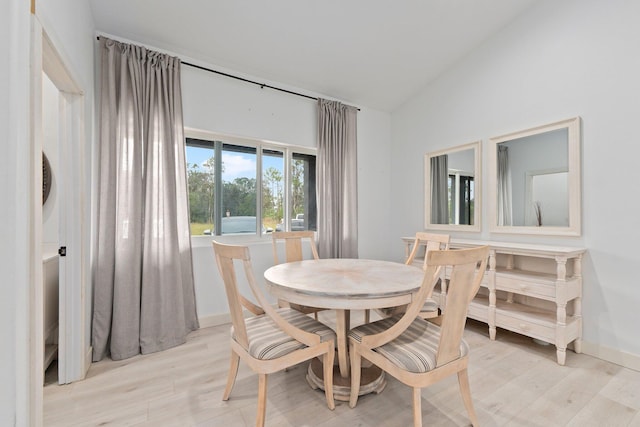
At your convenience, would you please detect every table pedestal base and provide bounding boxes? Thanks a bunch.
[306,358,386,402]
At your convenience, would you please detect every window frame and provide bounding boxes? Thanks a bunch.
[184,128,317,244]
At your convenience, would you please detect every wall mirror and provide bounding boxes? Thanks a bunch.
[424,141,481,232]
[488,117,581,236]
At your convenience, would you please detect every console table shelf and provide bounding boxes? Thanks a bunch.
[402,237,586,365]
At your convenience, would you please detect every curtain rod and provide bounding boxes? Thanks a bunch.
[96,35,359,110]
[183,61,360,110]
[182,61,319,101]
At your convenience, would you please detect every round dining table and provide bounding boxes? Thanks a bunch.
[264,258,424,400]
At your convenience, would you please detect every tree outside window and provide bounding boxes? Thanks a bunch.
[185,136,316,236]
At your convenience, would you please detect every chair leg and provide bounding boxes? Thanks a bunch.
[323,345,336,410]
[364,309,370,324]
[412,387,422,427]
[222,350,240,401]
[348,343,361,408]
[314,312,318,320]
[457,368,479,427]
[256,373,268,427]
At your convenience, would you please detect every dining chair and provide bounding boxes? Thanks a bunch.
[271,231,327,320]
[348,245,489,427]
[378,232,450,319]
[213,241,336,427]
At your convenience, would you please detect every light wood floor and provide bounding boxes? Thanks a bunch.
[44,312,640,426]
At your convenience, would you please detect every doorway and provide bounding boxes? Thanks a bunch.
[42,71,60,383]
[35,28,90,389]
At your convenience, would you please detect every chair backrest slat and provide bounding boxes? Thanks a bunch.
[406,232,450,270]
[431,247,488,366]
[213,243,252,350]
[284,238,303,262]
[272,231,319,264]
[405,232,450,304]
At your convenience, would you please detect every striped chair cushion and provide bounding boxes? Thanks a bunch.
[233,308,336,360]
[378,298,439,317]
[349,316,469,373]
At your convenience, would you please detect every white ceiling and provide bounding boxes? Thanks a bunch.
[89,0,537,112]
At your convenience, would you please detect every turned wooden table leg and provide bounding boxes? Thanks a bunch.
[335,309,350,378]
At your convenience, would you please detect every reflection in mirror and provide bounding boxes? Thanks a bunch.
[424,141,481,232]
[527,169,568,226]
[489,117,581,236]
[497,128,568,226]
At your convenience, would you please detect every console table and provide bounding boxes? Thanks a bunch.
[402,237,586,365]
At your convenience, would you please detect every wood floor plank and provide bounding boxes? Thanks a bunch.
[44,319,639,426]
[565,394,637,427]
[513,356,620,426]
[598,365,640,411]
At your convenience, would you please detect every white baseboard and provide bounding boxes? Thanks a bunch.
[198,313,232,329]
[581,341,640,372]
[198,305,280,329]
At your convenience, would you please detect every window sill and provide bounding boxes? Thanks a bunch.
[190,234,272,248]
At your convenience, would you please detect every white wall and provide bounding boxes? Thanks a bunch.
[356,109,394,261]
[1,1,32,424]
[391,0,640,362]
[181,65,393,321]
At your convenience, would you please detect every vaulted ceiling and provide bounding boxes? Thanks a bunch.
[89,0,537,112]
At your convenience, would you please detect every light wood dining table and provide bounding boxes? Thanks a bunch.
[264,258,424,400]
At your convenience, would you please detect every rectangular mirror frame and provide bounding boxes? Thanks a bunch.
[424,140,482,232]
[488,117,581,236]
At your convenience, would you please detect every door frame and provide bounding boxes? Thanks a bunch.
[44,31,89,384]
[30,13,90,423]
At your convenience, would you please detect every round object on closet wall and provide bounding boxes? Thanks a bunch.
[43,152,52,205]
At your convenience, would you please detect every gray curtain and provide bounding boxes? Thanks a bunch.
[430,154,449,224]
[497,145,513,226]
[317,99,358,259]
[92,37,199,361]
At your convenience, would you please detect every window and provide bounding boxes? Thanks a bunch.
[185,133,317,236]
[448,172,474,226]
